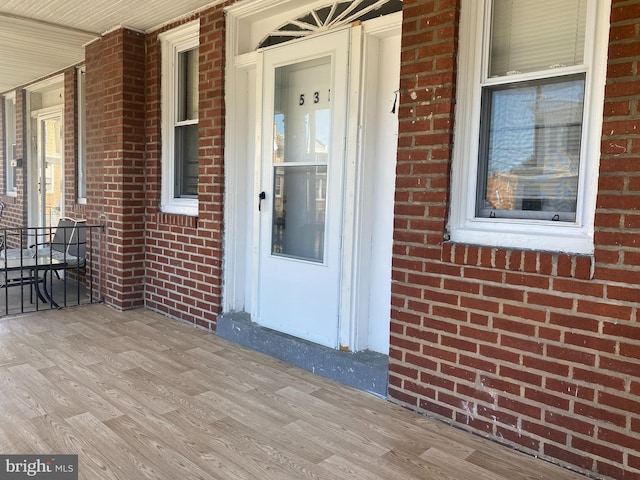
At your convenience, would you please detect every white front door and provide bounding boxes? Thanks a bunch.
[256,29,350,348]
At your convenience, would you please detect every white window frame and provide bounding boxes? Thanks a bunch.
[449,0,610,254]
[4,92,17,196]
[77,67,87,204]
[160,21,200,216]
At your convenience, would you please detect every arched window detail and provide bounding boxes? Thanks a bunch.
[258,0,402,48]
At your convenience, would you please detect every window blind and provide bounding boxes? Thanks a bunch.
[177,47,199,122]
[489,0,587,77]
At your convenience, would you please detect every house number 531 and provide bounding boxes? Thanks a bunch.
[299,90,330,106]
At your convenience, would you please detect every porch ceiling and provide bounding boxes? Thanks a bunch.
[0,0,219,93]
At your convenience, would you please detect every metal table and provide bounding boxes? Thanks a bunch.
[2,256,64,307]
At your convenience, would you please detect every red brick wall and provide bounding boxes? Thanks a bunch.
[389,1,640,479]
[143,3,229,329]
[85,28,146,309]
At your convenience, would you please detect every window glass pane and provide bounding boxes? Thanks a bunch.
[272,165,327,262]
[41,117,63,228]
[77,69,87,199]
[489,0,587,77]
[478,75,585,221]
[174,124,198,197]
[273,56,331,164]
[4,96,16,194]
[177,48,198,122]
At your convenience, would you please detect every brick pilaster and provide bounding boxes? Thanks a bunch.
[85,28,146,309]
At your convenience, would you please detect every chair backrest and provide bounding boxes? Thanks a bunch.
[49,218,86,258]
[67,220,86,259]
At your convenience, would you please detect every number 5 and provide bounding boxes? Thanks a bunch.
[299,94,305,106]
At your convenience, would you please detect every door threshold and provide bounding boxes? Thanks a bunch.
[217,312,388,398]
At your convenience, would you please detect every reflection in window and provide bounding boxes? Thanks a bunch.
[175,47,199,198]
[272,166,327,262]
[271,56,331,262]
[478,76,585,221]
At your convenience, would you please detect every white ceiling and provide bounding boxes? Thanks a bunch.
[0,0,221,93]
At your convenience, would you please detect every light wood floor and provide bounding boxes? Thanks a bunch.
[0,304,587,480]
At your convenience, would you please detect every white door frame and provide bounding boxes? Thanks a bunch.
[338,25,364,350]
[25,75,65,230]
[223,0,401,353]
[29,108,65,229]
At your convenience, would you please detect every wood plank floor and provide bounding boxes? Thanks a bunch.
[0,305,587,480]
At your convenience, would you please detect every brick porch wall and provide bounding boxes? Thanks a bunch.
[85,28,146,309]
[389,1,640,479]
[143,3,229,329]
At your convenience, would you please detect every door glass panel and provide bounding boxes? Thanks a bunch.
[273,56,331,164]
[271,56,331,262]
[41,117,63,229]
[272,166,327,262]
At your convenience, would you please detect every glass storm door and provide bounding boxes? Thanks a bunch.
[256,29,350,348]
[37,112,64,229]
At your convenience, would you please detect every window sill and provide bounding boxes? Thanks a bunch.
[441,241,594,280]
[153,212,198,228]
[448,218,594,255]
[160,198,197,218]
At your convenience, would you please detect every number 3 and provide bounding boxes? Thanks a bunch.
[314,91,320,104]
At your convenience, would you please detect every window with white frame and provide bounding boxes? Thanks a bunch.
[449,0,610,254]
[160,21,199,215]
[77,67,87,203]
[4,93,17,196]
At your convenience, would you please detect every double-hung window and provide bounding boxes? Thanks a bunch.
[4,92,17,196]
[160,21,199,215]
[449,0,610,253]
[77,67,87,203]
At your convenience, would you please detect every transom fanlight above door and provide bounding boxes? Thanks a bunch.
[258,0,402,48]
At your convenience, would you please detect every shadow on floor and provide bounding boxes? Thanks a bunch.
[0,273,96,315]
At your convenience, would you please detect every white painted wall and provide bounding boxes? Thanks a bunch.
[356,28,401,354]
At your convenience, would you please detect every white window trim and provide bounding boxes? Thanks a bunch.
[160,21,200,216]
[77,67,87,205]
[4,91,17,197]
[448,0,610,254]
